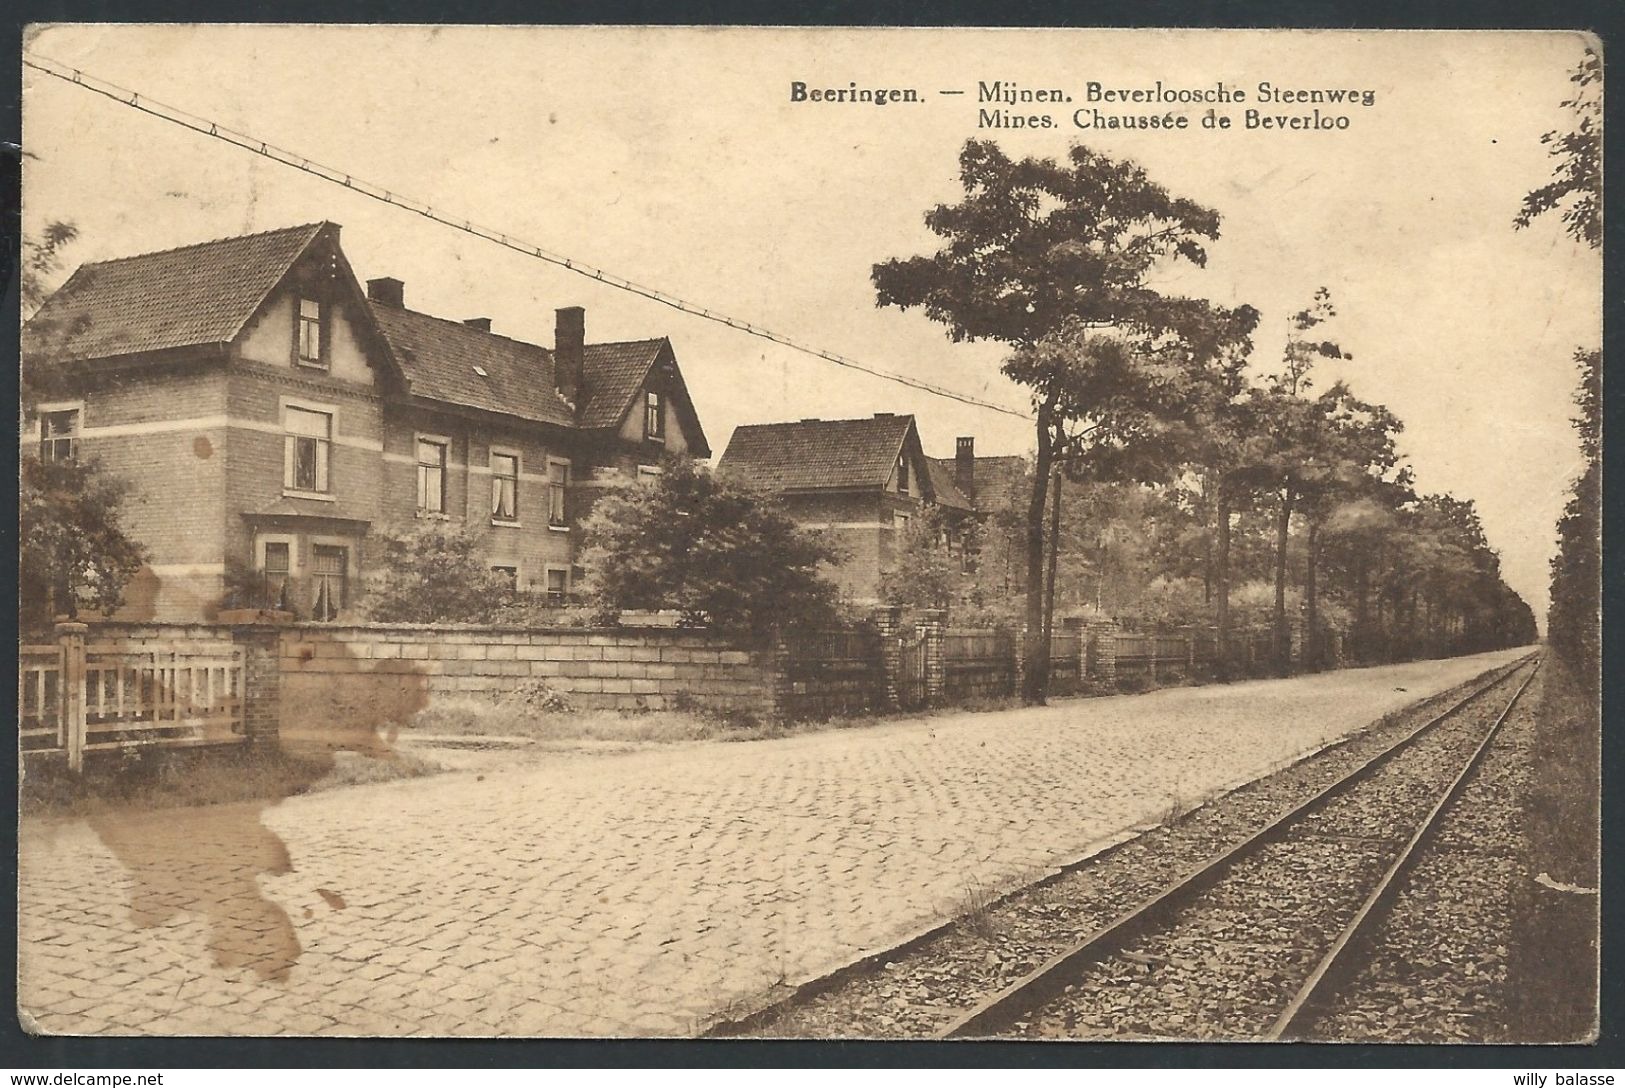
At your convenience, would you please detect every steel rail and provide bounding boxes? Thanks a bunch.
[937,653,1540,1039]
[1264,655,1542,1040]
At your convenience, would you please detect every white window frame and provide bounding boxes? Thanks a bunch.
[644,390,665,441]
[490,446,522,526]
[255,533,300,610]
[546,457,571,531]
[636,463,663,484]
[296,297,327,369]
[281,396,338,500]
[896,453,911,496]
[34,400,84,463]
[415,432,451,516]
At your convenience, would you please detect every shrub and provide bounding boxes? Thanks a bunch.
[361,521,514,624]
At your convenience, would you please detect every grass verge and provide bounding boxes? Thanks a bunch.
[1505,653,1599,1042]
[20,741,441,819]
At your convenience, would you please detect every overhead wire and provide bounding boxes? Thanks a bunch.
[22,51,1035,423]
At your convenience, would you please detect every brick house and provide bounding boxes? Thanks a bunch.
[929,438,1032,604]
[715,413,976,603]
[21,222,709,622]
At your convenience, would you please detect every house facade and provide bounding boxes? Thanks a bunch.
[21,222,709,622]
[716,414,977,603]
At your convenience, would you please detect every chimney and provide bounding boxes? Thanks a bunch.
[462,318,491,332]
[555,306,585,406]
[367,277,404,307]
[955,436,975,499]
[873,411,894,418]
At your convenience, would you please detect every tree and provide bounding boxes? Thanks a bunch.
[880,506,969,611]
[21,220,86,405]
[19,454,148,631]
[1513,45,1602,685]
[1237,288,1351,673]
[576,458,844,637]
[1547,349,1601,682]
[361,521,516,624]
[873,140,1243,702]
[1514,46,1601,249]
[19,221,150,632]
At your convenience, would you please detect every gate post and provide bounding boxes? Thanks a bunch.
[1010,627,1026,698]
[56,621,88,773]
[1148,635,1159,685]
[230,619,289,746]
[920,609,946,707]
[872,605,902,712]
[1063,617,1087,694]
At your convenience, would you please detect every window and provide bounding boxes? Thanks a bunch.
[38,409,79,463]
[262,542,292,610]
[311,545,347,621]
[491,565,519,592]
[893,512,911,533]
[637,464,662,484]
[416,438,447,513]
[284,407,332,493]
[897,454,910,495]
[297,298,325,365]
[644,391,664,440]
[547,459,569,527]
[491,452,519,522]
[545,568,568,605]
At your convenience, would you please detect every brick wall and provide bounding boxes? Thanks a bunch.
[67,365,230,622]
[381,405,578,596]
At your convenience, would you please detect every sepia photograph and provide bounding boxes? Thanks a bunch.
[14,24,1603,1046]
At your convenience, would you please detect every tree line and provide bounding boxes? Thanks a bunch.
[871,140,1538,703]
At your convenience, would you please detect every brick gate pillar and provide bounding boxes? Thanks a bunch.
[769,636,793,720]
[919,608,946,706]
[231,620,288,747]
[1085,619,1118,688]
[872,605,903,712]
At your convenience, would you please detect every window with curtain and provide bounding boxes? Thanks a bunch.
[491,452,519,521]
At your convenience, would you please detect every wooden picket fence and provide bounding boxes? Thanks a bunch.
[20,630,247,771]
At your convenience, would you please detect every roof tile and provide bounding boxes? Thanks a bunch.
[23,223,325,362]
[718,415,917,492]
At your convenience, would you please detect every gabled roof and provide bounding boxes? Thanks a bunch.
[924,459,976,512]
[579,339,667,428]
[368,302,576,427]
[22,223,327,363]
[930,454,1030,513]
[718,414,924,493]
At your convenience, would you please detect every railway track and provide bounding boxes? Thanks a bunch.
[711,653,1540,1041]
[967,655,1541,1040]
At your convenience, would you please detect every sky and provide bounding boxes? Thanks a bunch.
[21,26,1601,624]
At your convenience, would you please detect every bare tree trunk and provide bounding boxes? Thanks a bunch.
[1043,468,1063,648]
[1304,518,1320,672]
[1272,489,1292,676]
[1215,487,1232,679]
[1022,401,1057,705]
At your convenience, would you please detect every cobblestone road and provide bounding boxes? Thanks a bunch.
[18,649,1527,1037]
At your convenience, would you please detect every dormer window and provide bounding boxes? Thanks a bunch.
[297,298,326,367]
[645,390,665,441]
[897,453,910,495]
